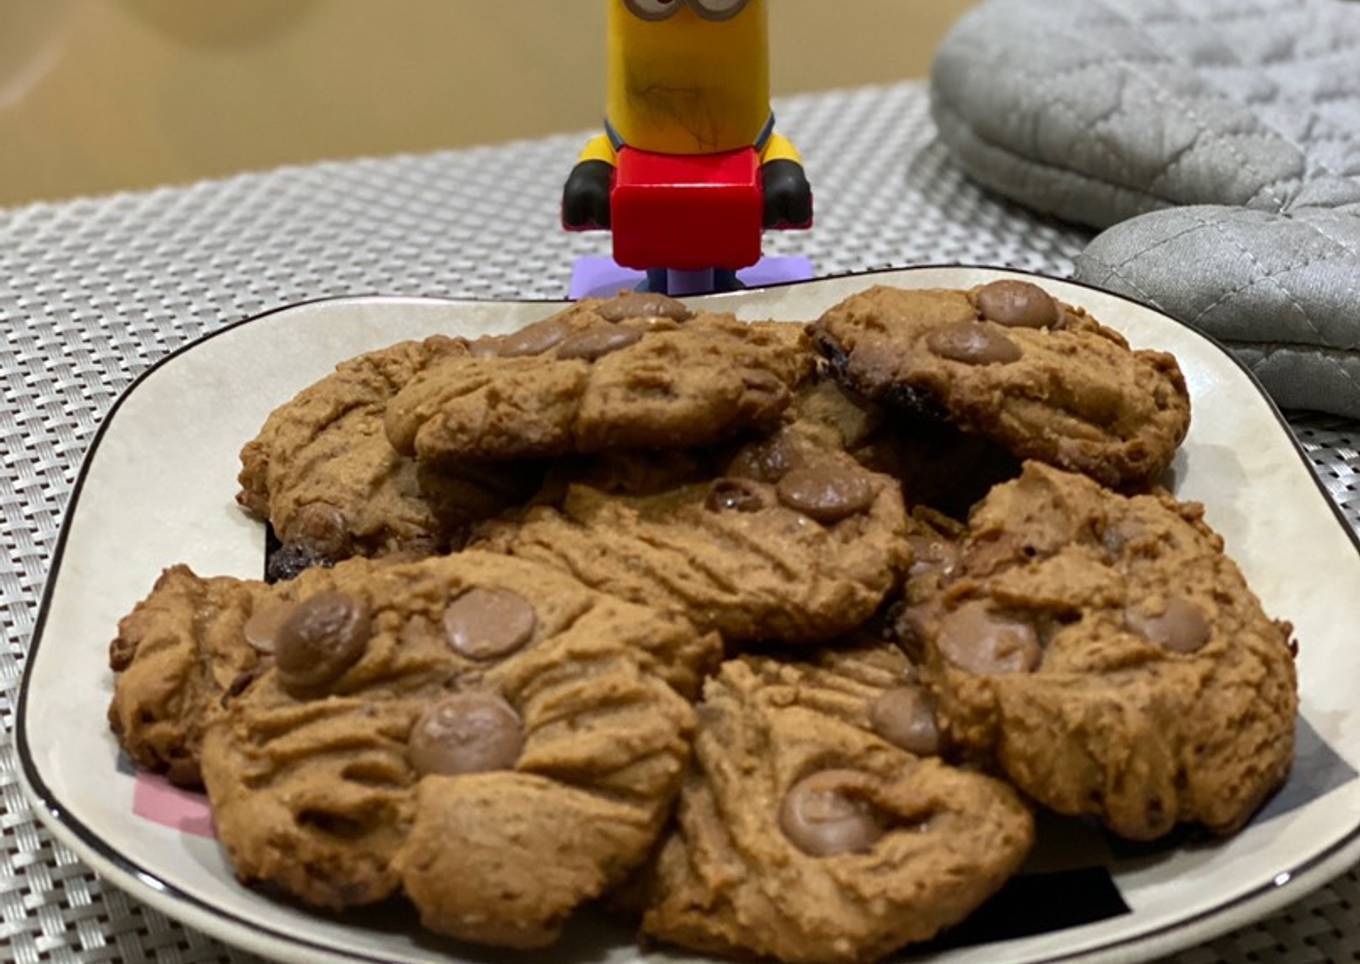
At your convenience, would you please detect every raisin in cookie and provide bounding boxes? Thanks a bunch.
[385,312,813,463]
[810,282,1190,491]
[474,448,909,646]
[158,551,718,949]
[903,461,1297,839]
[640,651,1033,964]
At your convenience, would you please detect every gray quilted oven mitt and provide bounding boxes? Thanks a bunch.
[931,0,1360,416]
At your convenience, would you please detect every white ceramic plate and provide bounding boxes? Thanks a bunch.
[18,267,1360,964]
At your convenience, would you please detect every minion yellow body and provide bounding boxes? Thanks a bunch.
[562,0,812,239]
[578,0,801,166]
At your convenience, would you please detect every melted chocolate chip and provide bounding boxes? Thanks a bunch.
[936,601,1040,675]
[409,692,524,776]
[705,478,769,513]
[443,588,537,661]
[907,536,960,579]
[471,317,572,358]
[283,503,351,558]
[595,291,692,323]
[893,601,926,640]
[729,432,803,483]
[870,686,941,756]
[976,280,1060,329]
[242,598,293,654]
[780,770,886,857]
[275,591,371,696]
[926,323,1022,365]
[556,325,643,361]
[776,465,876,523]
[1126,597,1211,653]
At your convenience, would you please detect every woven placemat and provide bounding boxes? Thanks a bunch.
[2,81,1356,963]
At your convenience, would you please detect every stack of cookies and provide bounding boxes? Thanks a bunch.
[108,281,1299,963]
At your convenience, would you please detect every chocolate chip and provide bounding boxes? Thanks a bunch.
[1126,597,1211,654]
[936,600,1040,675]
[242,598,293,654]
[907,536,959,579]
[443,588,536,661]
[275,591,371,696]
[776,465,876,523]
[976,280,1060,329]
[870,686,941,756]
[556,325,644,361]
[729,433,803,483]
[596,291,692,323]
[926,322,1022,365]
[894,604,930,651]
[705,478,769,513]
[779,770,886,857]
[471,317,572,358]
[409,692,524,776]
[283,503,351,559]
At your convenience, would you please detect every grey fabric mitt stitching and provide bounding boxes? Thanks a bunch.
[931,0,1360,416]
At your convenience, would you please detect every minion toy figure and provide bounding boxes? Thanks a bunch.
[563,0,813,295]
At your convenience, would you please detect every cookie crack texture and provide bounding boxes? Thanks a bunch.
[916,461,1297,840]
[473,472,908,646]
[385,313,813,463]
[641,655,1033,964]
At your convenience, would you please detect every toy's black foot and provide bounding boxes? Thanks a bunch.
[640,269,669,294]
[714,269,745,293]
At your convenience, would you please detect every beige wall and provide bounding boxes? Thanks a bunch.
[0,0,976,208]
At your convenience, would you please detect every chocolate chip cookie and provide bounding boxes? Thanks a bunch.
[810,282,1191,491]
[237,334,542,576]
[238,294,696,575]
[903,461,1297,839]
[385,311,814,463]
[640,651,1033,964]
[474,447,910,646]
[175,550,717,948]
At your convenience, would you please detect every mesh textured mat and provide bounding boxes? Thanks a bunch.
[2,81,1356,964]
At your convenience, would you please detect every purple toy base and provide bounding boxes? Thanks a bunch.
[569,256,815,300]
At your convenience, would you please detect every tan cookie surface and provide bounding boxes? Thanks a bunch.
[903,461,1297,839]
[236,294,690,572]
[178,550,714,948]
[237,333,539,571]
[474,447,909,645]
[641,651,1033,964]
[385,311,813,462]
[107,565,268,786]
[810,282,1191,491]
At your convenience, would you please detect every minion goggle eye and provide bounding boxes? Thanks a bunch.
[623,0,752,22]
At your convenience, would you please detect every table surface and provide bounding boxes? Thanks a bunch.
[2,80,1358,964]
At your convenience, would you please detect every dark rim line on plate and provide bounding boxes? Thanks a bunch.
[15,265,1360,964]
